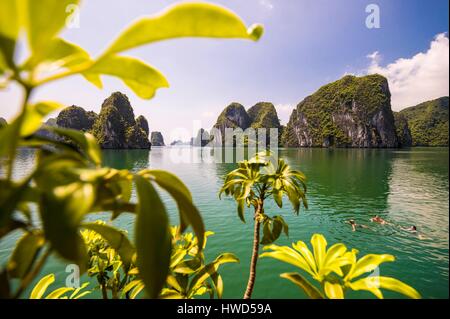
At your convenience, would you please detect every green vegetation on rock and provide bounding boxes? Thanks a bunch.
[213,102,282,146]
[282,74,398,148]
[214,102,251,132]
[136,115,149,136]
[56,105,98,132]
[53,94,152,149]
[248,102,281,129]
[91,92,150,149]
[399,97,449,146]
[393,112,413,147]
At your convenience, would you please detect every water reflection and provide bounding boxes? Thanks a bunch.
[102,149,150,171]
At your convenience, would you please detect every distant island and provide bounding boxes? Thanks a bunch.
[37,92,165,150]
[1,76,447,150]
[208,74,448,148]
[397,96,449,147]
[151,132,165,146]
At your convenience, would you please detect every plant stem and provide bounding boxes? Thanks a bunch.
[7,85,33,181]
[243,199,263,299]
[100,277,108,299]
[101,285,108,299]
[14,247,51,299]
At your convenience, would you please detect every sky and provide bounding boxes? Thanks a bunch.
[1,0,449,142]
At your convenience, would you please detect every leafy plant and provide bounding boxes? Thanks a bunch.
[125,226,239,299]
[82,223,238,299]
[80,222,133,299]
[30,274,91,299]
[0,1,263,299]
[219,152,308,298]
[261,234,421,299]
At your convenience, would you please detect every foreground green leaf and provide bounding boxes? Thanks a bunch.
[134,175,171,299]
[140,169,205,249]
[24,0,80,54]
[7,232,45,278]
[86,55,169,99]
[49,127,102,165]
[0,0,20,70]
[105,2,263,55]
[40,183,94,270]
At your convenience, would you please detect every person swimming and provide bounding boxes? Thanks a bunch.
[348,219,368,232]
[370,215,389,225]
[400,225,428,240]
[402,225,417,232]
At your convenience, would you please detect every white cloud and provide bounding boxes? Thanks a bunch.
[366,33,449,110]
[259,0,274,10]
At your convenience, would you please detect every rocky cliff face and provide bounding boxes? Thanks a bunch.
[282,74,399,148]
[248,102,281,129]
[136,115,149,136]
[150,131,165,146]
[394,113,413,147]
[399,96,449,146]
[213,103,251,136]
[51,92,150,149]
[212,102,282,145]
[92,92,150,149]
[56,105,97,131]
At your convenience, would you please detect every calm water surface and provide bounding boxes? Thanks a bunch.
[1,147,448,298]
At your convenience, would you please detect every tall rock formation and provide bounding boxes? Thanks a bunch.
[212,102,282,145]
[136,115,149,136]
[248,102,281,129]
[247,102,281,145]
[92,92,150,149]
[213,103,251,137]
[150,131,165,146]
[282,74,399,148]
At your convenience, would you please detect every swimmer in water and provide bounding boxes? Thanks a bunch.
[400,225,428,240]
[401,225,418,232]
[347,219,368,232]
[370,215,389,225]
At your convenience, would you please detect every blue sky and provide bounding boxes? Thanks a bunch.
[1,0,448,142]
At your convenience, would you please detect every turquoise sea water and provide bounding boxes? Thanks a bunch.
[1,147,448,299]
